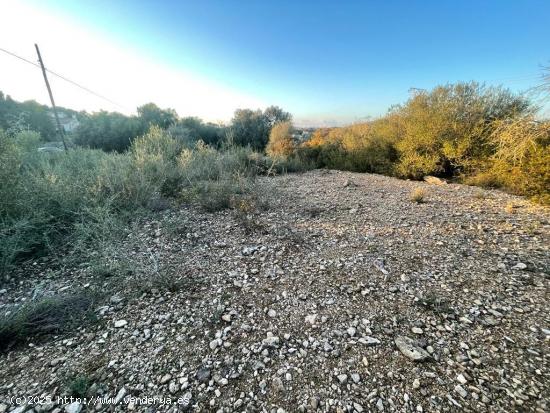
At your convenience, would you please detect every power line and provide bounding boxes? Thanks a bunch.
[0,46,127,110]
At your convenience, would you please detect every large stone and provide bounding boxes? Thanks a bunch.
[114,320,127,328]
[360,336,381,346]
[395,336,431,361]
[423,176,447,185]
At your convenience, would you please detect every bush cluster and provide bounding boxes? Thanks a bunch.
[300,82,549,203]
[0,127,268,277]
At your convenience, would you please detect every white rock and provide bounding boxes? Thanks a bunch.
[455,384,468,398]
[114,387,126,404]
[395,336,430,361]
[305,314,317,325]
[114,320,128,328]
[160,373,172,384]
[169,382,179,394]
[267,309,277,318]
[456,374,467,384]
[360,336,381,346]
[65,402,82,413]
[262,335,280,348]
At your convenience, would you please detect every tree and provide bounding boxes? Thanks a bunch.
[74,111,145,152]
[229,109,269,150]
[229,106,292,150]
[137,103,177,129]
[0,92,56,140]
[169,117,226,147]
[264,105,292,128]
[266,121,295,157]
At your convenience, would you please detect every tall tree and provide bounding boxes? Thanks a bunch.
[264,105,292,128]
[229,106,292,150]
[137,103,178,129]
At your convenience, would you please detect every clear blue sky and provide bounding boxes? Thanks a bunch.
[13,0,550,124]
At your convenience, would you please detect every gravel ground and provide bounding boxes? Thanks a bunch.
[1,169,549,413]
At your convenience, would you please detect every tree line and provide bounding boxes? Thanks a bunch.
[0,91,291,152]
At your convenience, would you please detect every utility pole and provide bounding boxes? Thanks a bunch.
[35,43,68,151]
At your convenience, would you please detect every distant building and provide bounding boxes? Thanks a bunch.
[49,111,80,133]
[292,127,315,144]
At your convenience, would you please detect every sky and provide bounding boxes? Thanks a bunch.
[0,0,549,126]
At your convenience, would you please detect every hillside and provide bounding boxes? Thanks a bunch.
[0,170,549,412]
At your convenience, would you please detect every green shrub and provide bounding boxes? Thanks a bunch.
[299,82,547,204]
[300,122,398,174]
[394,82,531,178]
[0,129,168,275]
[68,376,91,398]
[0,128,267,275]
[196,180,236,212]
[486,117,550,204]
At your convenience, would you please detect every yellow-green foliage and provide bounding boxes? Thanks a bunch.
[483,117,549,204]
[394,82,530,178]
[301,119,398,174]
[266,121,295,158]
[301,81,548,204]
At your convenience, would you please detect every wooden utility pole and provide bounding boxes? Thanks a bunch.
[35,43,67,151]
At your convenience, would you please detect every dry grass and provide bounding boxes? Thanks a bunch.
[410,187,427,203]
[0,293,96,352]
[505,202,516,213]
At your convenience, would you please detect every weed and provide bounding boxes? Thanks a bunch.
[505,202,516,213]
[416,292,453,314]
[410,187,427,203]
[0,293,96,351]
[68,375,91,397]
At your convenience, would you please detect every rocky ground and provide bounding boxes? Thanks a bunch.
[1,170,549,413]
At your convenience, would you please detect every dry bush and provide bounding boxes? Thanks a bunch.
[266,121,295,158]
[487,117,550,204]
[410,187,427,203]
[0,293,95,351]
